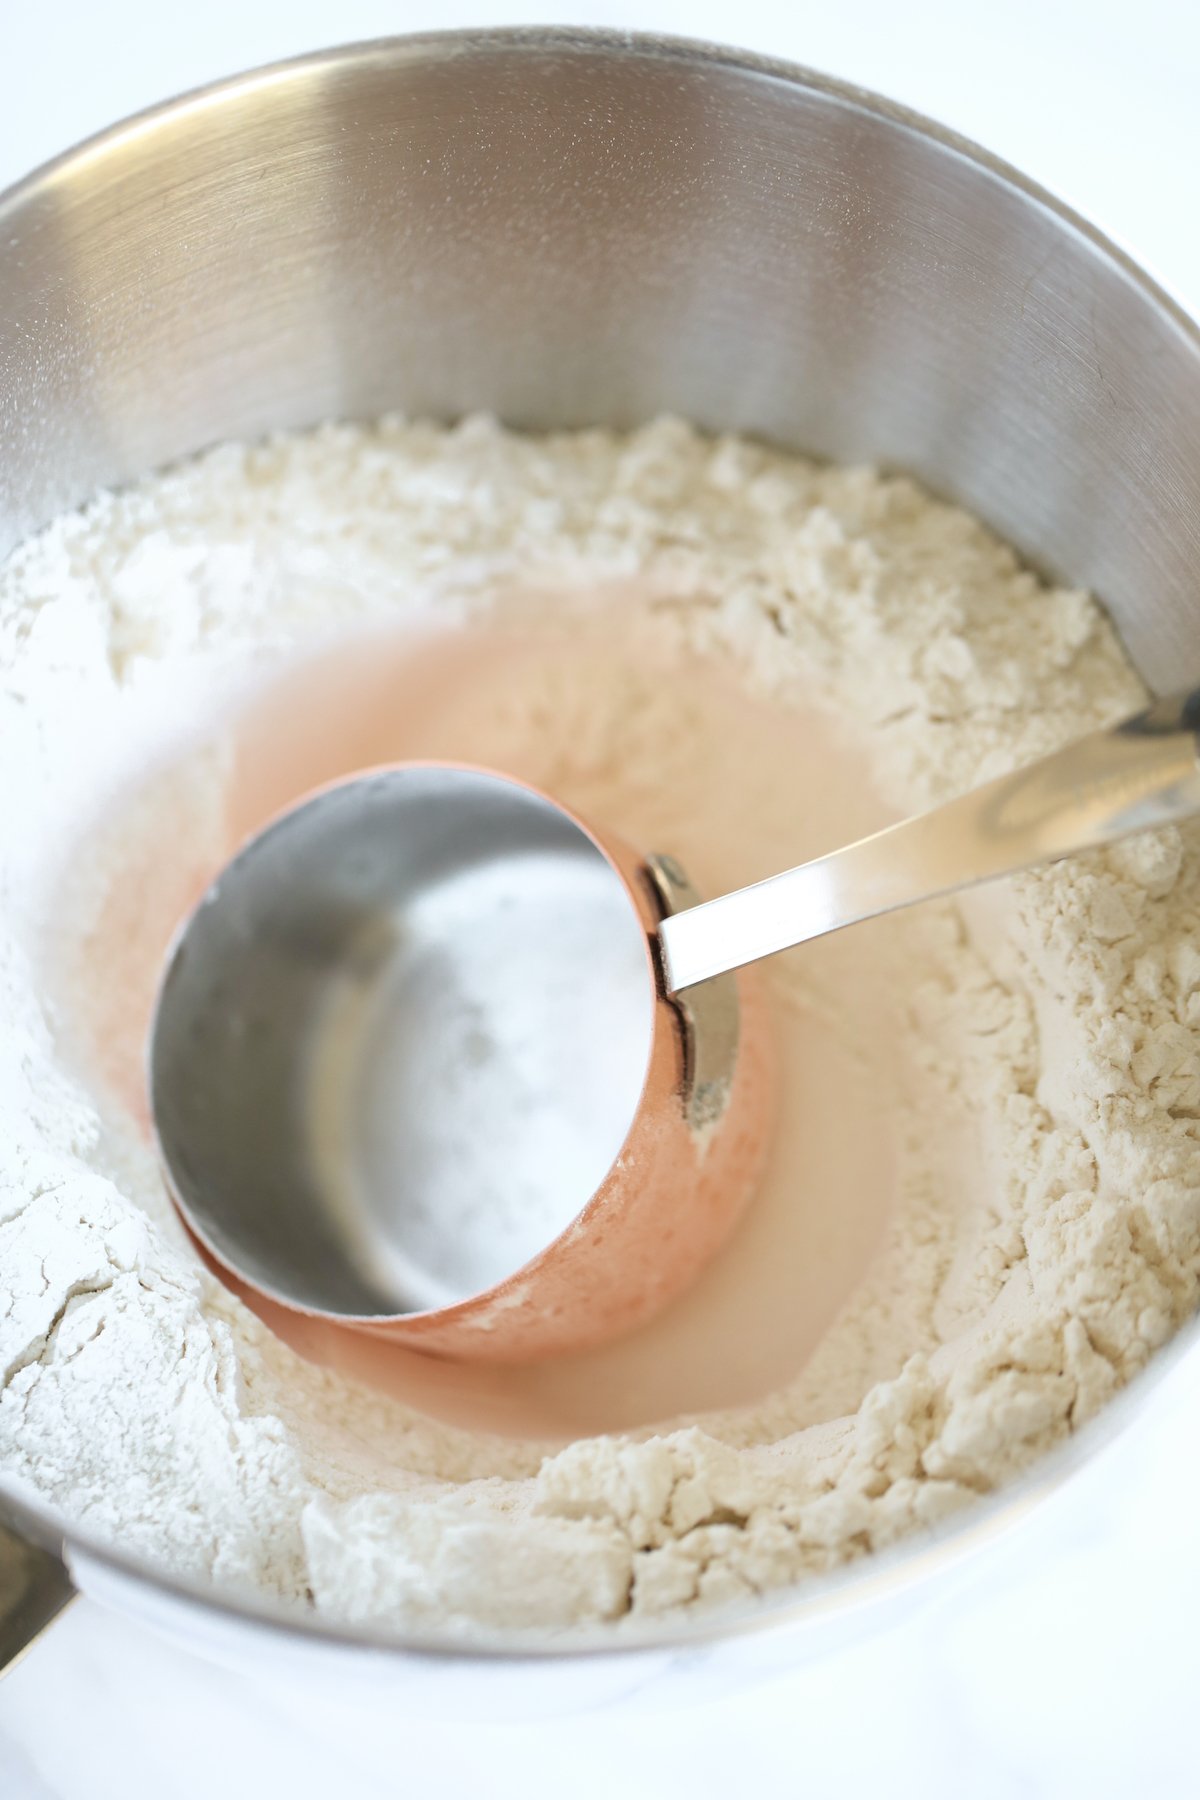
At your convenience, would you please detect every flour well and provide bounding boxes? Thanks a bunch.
[2,416,1197,1637]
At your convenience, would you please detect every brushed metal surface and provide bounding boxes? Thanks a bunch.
[3,33,1200,692]
[0,1518,74,1678]
[150,765,654,1317]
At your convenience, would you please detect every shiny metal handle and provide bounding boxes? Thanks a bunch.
[659,690,1200,993]
[0,1515,75,1676]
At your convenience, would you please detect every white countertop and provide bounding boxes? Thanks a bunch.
[3,3,1200,1793]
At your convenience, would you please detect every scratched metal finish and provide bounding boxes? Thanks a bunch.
[2,32,1200,689]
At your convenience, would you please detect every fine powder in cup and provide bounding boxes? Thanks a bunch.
[2,416,1199,1636]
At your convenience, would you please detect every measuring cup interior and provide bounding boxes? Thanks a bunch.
[149,766,656,1316]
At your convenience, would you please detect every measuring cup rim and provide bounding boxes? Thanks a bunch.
[146,757,673,1332]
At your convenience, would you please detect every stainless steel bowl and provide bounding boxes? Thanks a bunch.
[3,27,1200,1711]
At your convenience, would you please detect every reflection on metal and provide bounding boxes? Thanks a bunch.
[645,853,739,1135]
[0,1518,74,1677]
[150,767,655,1320]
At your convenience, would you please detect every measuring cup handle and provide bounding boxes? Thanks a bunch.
[659,687,1200,993]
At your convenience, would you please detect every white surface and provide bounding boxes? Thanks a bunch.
[3,2,1200,1794]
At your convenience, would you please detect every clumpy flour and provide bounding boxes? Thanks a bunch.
[2,416,1199,1636]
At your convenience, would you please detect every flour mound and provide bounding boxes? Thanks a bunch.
[2,416,1196,1636]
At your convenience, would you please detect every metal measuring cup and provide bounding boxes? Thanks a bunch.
[148,763,772,1361]
[150,689,1200,1362]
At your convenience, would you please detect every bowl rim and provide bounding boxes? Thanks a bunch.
[4,21,1200,1666]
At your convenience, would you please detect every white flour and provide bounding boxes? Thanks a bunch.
[2,415,1198,1636]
